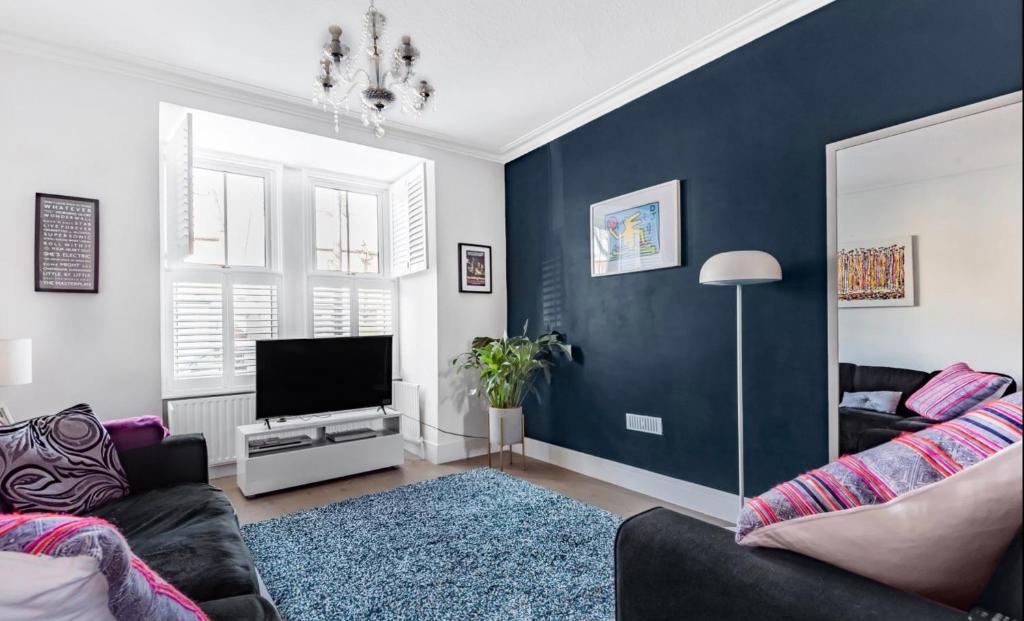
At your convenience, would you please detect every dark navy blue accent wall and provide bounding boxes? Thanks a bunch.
[504,0,1022,494]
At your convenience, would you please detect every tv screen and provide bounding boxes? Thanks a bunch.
[256,336,392,420]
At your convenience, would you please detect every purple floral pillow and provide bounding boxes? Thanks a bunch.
[0,404,129,514]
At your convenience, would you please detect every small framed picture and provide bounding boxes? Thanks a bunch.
[590,180,681,277]
[35,193,100,293]
[458,243,492,293]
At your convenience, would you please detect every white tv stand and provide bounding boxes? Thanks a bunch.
[235,407,403,496]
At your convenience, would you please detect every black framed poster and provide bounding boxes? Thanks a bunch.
[458,243,492,294]
[35,193,100,293]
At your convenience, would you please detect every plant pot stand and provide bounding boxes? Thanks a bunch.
[487,407,525,472]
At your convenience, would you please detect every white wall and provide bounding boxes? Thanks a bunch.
[0,49,506,437]
[433,159,507,461]
[838,164,1023,384]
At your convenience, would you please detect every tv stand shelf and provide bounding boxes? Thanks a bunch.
[236,407,403,496]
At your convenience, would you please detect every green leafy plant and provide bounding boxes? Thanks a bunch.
[452,323,573,409]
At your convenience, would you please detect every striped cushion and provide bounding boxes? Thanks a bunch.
[0,512,208,620]
[737,391,1022,540]
[906,362,1011,421]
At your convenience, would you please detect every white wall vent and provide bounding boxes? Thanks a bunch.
[626,413,663,435]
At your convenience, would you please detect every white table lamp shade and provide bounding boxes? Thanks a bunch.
[0,338,32,386]
[699,250,782,286]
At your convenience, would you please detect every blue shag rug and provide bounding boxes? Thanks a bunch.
[241,468,622,621]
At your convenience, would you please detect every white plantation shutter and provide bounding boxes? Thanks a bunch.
[390,163,427,276]
[171,282,223,379]
[165,112,194,260]
[356,287,393,335]
[390,188,409,274]
[312,286,353,338]
[233,284,279,375]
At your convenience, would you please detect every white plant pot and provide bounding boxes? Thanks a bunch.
[488,406,523,446]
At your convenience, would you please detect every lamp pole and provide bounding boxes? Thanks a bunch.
[736,284,745,519]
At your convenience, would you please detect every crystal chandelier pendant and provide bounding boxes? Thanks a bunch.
[311,0,435,138]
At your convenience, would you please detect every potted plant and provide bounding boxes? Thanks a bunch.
[452,324,573,448]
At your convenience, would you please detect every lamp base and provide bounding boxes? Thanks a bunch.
[0,402,12,426]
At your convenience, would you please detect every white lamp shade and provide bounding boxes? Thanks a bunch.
[0,338,32,386]
[699,250,782,286]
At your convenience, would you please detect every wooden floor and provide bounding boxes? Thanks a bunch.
[213,451,727,527]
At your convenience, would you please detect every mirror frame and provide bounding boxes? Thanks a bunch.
[824,90,1023,460]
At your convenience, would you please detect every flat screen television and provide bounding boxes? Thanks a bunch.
[256,336,392,420]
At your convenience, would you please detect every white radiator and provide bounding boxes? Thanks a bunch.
[167,393,255,465]
[167,380,421,466]
[392,380,421,444]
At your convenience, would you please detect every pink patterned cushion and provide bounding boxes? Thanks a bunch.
[102,416,168,452]
[906,362,1012,421]
[737,392,1022,608]
[0,513,208,620]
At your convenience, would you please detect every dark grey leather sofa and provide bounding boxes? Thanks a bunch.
[839,363,1017,454]
[616,507,1022,621]
[85,434,279,621]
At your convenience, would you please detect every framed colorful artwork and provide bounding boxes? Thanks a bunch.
[590,180,681,277]
[458,243,492,293]
[837,236,915,307]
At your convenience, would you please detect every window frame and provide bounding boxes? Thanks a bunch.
[304,171,389,280]
[167,152,281,273]
[161,152,283,399]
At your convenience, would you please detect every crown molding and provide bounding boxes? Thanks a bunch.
[2,0,830,165]
[0,30,504,163]
[499,0,833,162]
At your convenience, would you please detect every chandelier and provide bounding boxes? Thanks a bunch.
[312,0,436,137]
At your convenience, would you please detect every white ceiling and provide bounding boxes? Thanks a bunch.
[838,102,1023,195]
[0,0,825,160]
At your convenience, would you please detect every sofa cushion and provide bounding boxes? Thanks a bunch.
[837,408,902,455]
[840,391,902,414]
[0,513,208,620]
[0,404,129,514]
[102,416,168,453]
[0,551,114,621]
[199,594,281,621]
[86,483,258,605]
[738,392,1023,609]
[906,362,1012,421]
[890,416,936,432]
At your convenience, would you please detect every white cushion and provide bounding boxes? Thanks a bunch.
[0,552,114,621]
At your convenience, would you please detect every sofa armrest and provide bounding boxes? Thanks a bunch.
[117,434,209,494]
[615,508,963,621]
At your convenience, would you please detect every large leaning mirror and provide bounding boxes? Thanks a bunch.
[826,92,1023,459]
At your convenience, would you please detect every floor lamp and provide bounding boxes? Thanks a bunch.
[699,251,781,521]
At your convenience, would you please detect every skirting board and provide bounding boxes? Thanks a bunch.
[404,437,426,460]
[209,462,236,481]
[524,438,741,524]
[426,436,490,465]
